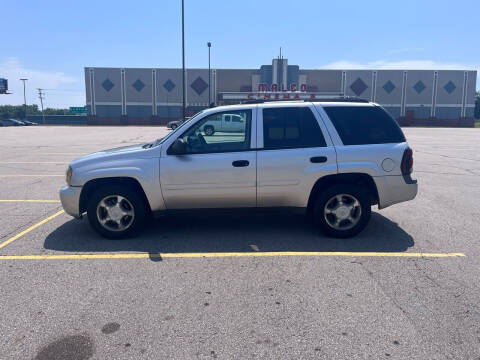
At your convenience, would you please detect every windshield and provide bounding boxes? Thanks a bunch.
[151,111,204,147]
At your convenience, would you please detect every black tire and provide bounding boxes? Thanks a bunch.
[313,184,371,238]
[171,124,177,130]
[204,125,214,136]
[87,185,147,239]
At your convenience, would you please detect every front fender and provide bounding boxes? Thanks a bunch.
[71,158,165,212]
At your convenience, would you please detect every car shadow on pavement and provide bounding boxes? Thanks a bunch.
[43,211,414,255]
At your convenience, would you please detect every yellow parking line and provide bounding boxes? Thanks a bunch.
[0,161,68,164]
[0,251,466,261]
[0,174,63,177]
[0,210,65,250]
[0,200,60,203]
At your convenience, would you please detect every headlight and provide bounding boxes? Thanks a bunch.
[66,166,73,185]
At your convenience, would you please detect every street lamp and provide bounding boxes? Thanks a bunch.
[20,78,28,119]
[207,42,211,106]
[181,0,186,122]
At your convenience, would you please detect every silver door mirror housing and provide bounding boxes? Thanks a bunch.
[168,138,187,155]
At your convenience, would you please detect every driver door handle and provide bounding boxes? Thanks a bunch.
[232,160,249,167]
[310,156,327,163]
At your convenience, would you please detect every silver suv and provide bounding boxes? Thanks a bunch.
[60,99,418,239]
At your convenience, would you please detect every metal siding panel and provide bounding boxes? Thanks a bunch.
[436,107,462,119]
[96,105,122,117]
[216,69,257,92]
[375,70,404,105]
[126,105,153,117]
[405,70,434,105]
[94,68,123,102]
[301,70,342,92]
[125,68,153,103]
[186,69,210,105]
[157,105,183,118]
[156,68,183,105]
[436,70,464,104]
[466,71,477,105]
[344,70,373,99]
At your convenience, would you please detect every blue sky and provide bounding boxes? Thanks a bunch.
[1,0,478,107]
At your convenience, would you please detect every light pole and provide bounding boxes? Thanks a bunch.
[181,0,186,122]
[20,78,28,119]
[207,42,211,106]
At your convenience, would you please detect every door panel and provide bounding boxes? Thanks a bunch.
[256,105,338,207]
[160,152,256,209]
[257,147,337,207]
[159,108,256,209]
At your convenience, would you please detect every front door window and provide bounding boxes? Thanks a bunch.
[177,110,252,154]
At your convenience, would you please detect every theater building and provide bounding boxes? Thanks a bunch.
[85,58,477,126]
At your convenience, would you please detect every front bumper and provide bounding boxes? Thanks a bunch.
[59,185,82,218]
[375,174,418,209]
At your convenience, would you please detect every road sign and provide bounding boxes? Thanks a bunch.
[69,106,87,114]
[0,78,8,94]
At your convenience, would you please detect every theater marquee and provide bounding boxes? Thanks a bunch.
[219,82,344,101]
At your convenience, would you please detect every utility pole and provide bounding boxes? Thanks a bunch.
[181,0,186,122]
[37,88,45,124]
[20,79,28,119]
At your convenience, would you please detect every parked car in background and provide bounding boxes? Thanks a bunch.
[201,113,246,135]
[60,99,418,239]
[22,120,38,126]
[167,117,191,130]
[0,119,25,126]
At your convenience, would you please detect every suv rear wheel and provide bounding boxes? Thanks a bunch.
[313,184,371,238]
[87,185,147,239]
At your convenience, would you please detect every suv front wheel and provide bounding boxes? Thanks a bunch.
[87,185,147,239]
[313,184,371,238]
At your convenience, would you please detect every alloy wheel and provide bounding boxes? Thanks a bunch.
[323,194,362,231]
[96,195,135,232]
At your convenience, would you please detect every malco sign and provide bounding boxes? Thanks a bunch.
[219,83,343,101]
[257,83,307,92]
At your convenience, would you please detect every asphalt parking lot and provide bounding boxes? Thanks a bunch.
[0,126,479,359]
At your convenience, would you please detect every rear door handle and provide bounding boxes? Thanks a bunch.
[310,156,327,163]
[232,160,249,167]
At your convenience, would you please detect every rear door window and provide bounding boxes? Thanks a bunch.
[323,106,406,145]
[262,107,326,150]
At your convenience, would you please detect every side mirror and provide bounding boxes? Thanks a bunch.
[168,138,187,155]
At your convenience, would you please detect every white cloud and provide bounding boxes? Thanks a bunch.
[319,60,479,90]
[319,59,479,71]
[0,57,84,108]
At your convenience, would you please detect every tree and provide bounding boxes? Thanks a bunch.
[475,91,480,120]
[0,104,68,119]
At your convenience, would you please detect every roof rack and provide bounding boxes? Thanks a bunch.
[308,96,370,103]
[240,98,304,104]
[240,96,369,105]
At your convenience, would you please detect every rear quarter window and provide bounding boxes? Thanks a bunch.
[323,106,406,145]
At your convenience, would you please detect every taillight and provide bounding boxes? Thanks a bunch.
[401,148,413,175]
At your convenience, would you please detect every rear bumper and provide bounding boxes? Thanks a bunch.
[375,174,418,209]
[59,185,82,218]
